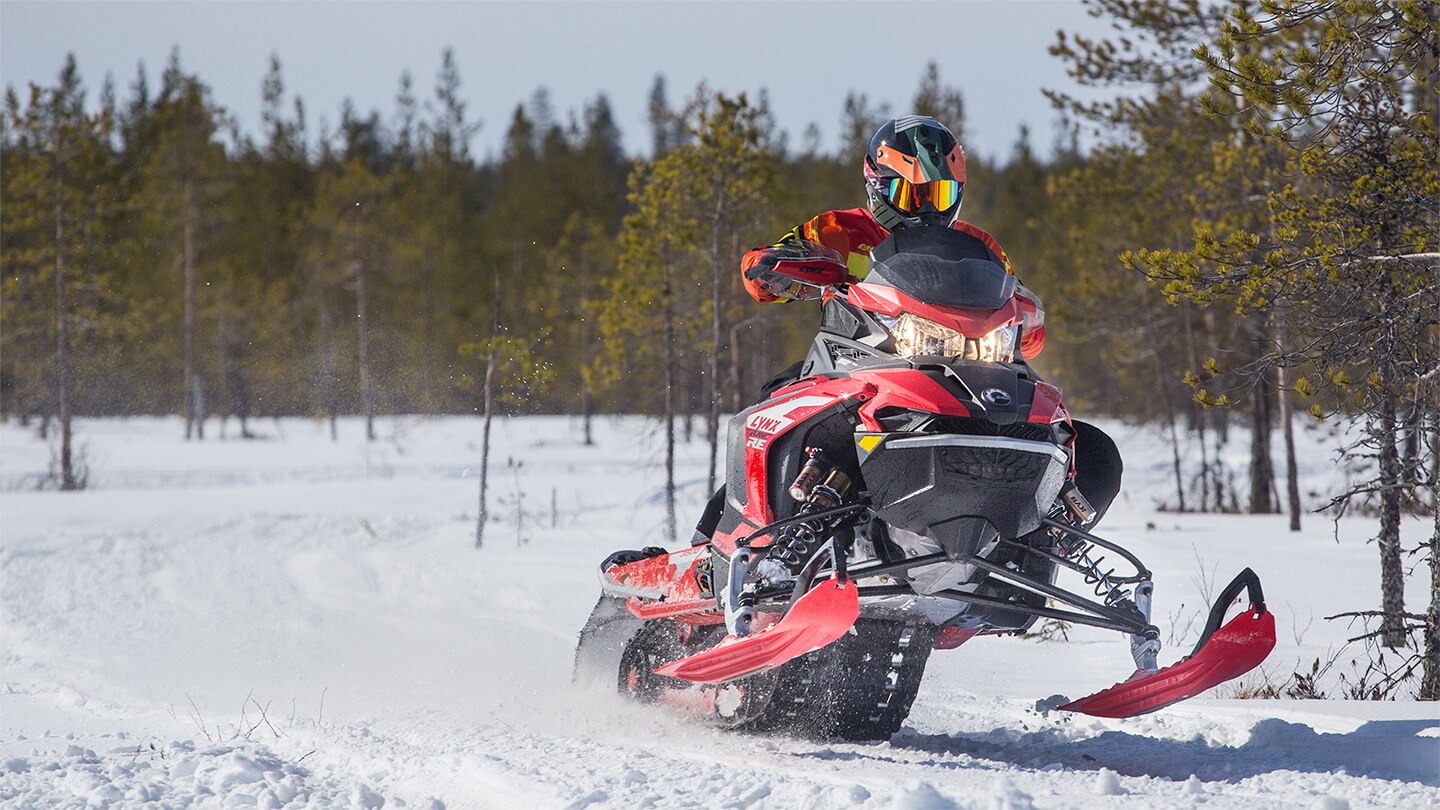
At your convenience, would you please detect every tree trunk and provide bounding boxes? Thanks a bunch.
[681,379,694,443]
[356,254,375,442]
[729,313,762,412]
[1430,414,1439,506]
[1400,397,1423,513]
[477,271,501,549]
[707,197,725,494]
[1276,342,1302,531]
[1154,348,1186,512]
[1420,490,1440,699]
[476,353,496,549]
[1183,307,1211,511]
[220,302,252,439]
[183,174,201,441]
[420,254,437,414]
[190,373,207,436]
[729,320,745,414]
[1377,386,1407,648]
[1248,359,1275,514]
[1248,392,1276,513]
[53,148,75,491]
[319,293,338,442]
[579,252,593,446]
[663,268,678,546]
[1213,425,1231,512]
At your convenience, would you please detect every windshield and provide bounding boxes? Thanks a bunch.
[865,227,1015,310]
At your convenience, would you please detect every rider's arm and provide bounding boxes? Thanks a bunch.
[741,210,874,303]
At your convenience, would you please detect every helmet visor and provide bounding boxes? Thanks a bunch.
[886,177,961,214]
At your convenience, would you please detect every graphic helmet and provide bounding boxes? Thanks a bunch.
[864,116,966,230]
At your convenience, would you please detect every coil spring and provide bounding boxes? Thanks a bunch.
[1058,534,1132,607]
[767,521,820,573]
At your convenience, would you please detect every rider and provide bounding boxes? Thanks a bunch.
[691,115,1122,544]
[741,115,1046,362]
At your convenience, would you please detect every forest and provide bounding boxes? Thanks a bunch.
[2,2,1436,691]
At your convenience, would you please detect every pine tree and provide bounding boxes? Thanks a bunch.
[674,90,776,492]
[593,157,703,543]
[306,158,392,441]
[1045,0,1255,513]
[838,92,888,165]
[1,56,121,487]
[141,49,228,440]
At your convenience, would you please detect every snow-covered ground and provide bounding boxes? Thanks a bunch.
[2,414,1436,809]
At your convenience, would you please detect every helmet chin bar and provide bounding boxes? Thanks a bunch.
[911,207,959,228]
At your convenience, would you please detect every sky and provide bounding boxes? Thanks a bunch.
[1,1,1116,162]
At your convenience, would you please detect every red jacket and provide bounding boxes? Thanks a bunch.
[743,208,1046,358]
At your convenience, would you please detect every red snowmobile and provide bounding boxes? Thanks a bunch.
[575,227,1275,740]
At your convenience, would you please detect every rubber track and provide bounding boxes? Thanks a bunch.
[747,619,937,741]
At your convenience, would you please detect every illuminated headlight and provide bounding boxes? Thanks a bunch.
[973,324,1019,362]
[881,313,1017,362]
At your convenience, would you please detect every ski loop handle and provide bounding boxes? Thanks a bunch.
[1040,516,1150,580]
[1190,567,1266,658]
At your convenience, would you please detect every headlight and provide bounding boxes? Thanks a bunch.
[973,323,1018,362]
[881,313,1017,362]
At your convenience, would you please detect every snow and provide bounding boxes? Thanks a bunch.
[2,414,1437,808]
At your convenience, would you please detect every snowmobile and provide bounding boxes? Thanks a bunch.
[575,226,1275,740]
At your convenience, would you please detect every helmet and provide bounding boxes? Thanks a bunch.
[864,116,966,230]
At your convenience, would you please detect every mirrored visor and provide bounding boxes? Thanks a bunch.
[887,178,961,213]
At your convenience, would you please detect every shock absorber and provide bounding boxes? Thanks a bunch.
[788,447,828,501]
[766,449,853,574]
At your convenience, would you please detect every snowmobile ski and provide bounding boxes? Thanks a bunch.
[1061,568,1276,717]
[653,575,859,684]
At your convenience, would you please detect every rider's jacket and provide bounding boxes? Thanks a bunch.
[742,207,1046,359]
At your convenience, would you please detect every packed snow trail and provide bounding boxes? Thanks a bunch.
[2,416,1436,808]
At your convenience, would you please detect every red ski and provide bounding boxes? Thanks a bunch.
[653,576,859,684]
[1063,571,1276,718]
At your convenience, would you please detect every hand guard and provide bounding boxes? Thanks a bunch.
[741,247,851,303]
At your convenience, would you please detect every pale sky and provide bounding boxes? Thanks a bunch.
[1,0,1114,161]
